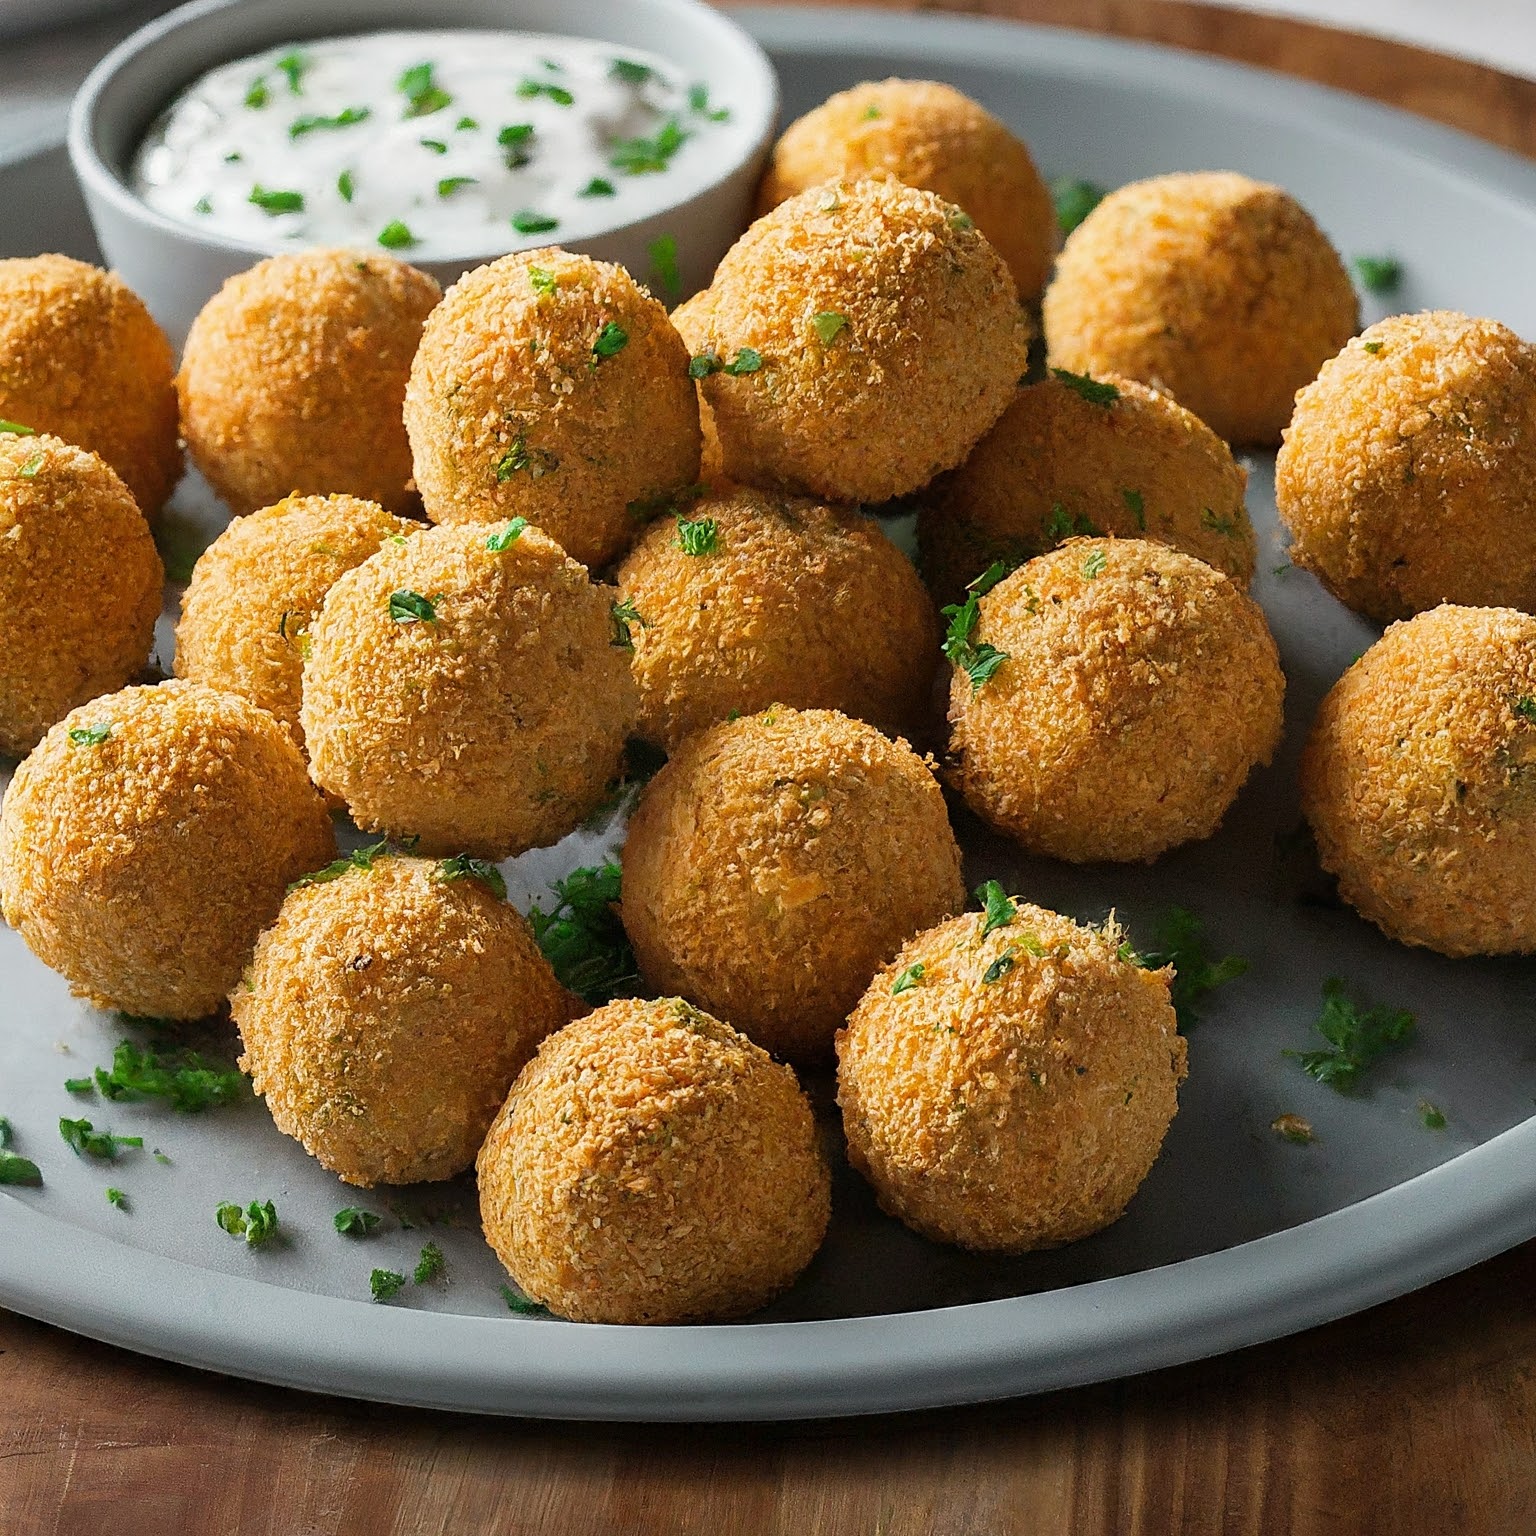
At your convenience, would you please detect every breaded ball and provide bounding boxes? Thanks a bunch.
[1302,605,1536,955]
[947,539,1284,862]
[622,707,964,1060]
[616,485,939,749]
[756,78,1055,302]
[918,371,1254,606]
[175,493,418,750]
[0,681,335,1018]
[477,997,830,1323]
[0,254,180,514]
[0,434,162,756]
[669,288,724,483]
[301,521,636,858]
[178,249,441,516]
[837,899,1185,1252]
[1276,312,1536,622]
[1043,172,1358,444]
[692,178,1030,503]
[234,854,571,1186]
[404,249,700,569]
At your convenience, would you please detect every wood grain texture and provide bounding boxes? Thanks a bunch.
[7,5,1536,1533]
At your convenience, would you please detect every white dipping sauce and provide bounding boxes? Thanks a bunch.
[131,31,740,258]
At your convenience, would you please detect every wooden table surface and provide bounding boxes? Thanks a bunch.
[7,4,1536,1533]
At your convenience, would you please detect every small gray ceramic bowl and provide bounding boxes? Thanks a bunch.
[68,0,779,344]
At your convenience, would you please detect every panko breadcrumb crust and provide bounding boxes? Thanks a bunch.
[1043,172,1358,445]
[947,539,1285,863]
[616,484,939,749]
[0,434,163,755]
[837,902,1185,1252]
[1301,605,1536,956]
[0,681,335,1018]
[1276,312,1536,622]
[692,177,1031,503]
[175,493,419,752]
[178,249,441,516]
[234,855,572,1187]
[0,254,181,515]
[621,707,965,1061]
[918,372,1255,606]
[404,249,701,570]
[300,521,636,859]
[477,997,831,1324]
[755,78,1056,302]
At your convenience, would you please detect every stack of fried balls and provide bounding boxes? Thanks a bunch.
[2,75,1530,1326]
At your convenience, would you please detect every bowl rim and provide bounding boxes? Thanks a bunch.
[66,0,780,269]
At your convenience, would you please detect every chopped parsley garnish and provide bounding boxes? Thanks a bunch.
[193,196,213,216]
[1081,548,1107,579]
[982,954,1014,984]
[512,210,559,235]
[1285,977,1415,1093]
[610,58,654,85]
[947,210,975,232]
[724,347,762,376]
[76,1039,246,1113]
[1044,503,1101,541]
[1201,508,1239,536]
[941,570,1011,692]
[1419,1099,1447,1130]
[65,1077,92,1095]
[527,863,640,1004]
[486,517,529,550]
[413,1241,446,1284]
[398,61,452,118]
[436,853,507,901]
[1137,907,1248,1030]
[494,432,557,481]
[1513,696,1536,724]
[610,598,643,650]
[106,1186,128,1209]
[1363,340,1384,354]
[1271,1113,1314,1145]
[592,321,629,360]
[289,106,370,138]
[215,1199,277,1246]
[388,589,437,624]
[610,117,687,175]
[0,420,36,436]
[337,169,355,202]
[419,137,448,154]
[1122,488,1146,529]
[676,516,719,556]
[500,1283,549,1315]
[1052,368,1119,406]
[976,880,1017,937]
[688,83,730,121]
[1353,255,1402,294]
[517,78,574,106]
[580,176,616,197]
[67,723,111,746]
[891,962,925,995]
[378,219,417,249]
[0,1122,41,1187]
[244,77,269,109]
[687,347,764,379]
[275,50,308,94]
[811,311,848,344]
[291,837,390,889]
[437,175,475,197]
[1050,176,1106,234]
[248,185,304,215]
[59,1118,142,1161]
[498,122,535,167]
[335,1207,383,1236]
[456,115,478,131]
[17,450,43,477]
[862,103,881,120]
[370,1268,407,1302]
[648,233,681,304]
[528,266,558,296]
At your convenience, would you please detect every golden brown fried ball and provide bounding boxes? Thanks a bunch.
[1043,172,1358,445]
[0,434,162,756]
[301,521,636,859]
[178,249,440,517]
[478,997,830,1323]
[918,372,1254,606]
[622,707,964,1061]
[0,681,335,1018]
[404,249,700,570]
[756,79,1055,302]
[692,178,1030,503]
[234,854,571,1186]
[947,539,1284,862]
[1276,312,1536,622]
[175,493,418,751]
[669,288,724,483]
[616,485,939,749]
[1302,605,1536,956]
[837,900,1185,1252]
[0,254,180,515]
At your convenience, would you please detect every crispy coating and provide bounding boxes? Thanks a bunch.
[837,902,1185,1252]
[755,79,1055,302]
[918,372,1254,606]
[301,521,637,858]
[0,254,180,515]
[404,249,701,569]
[234,855,572,1186]
[693,178,1030,503]
[947,539,1284,862]
[178,249,441,516]
[616,484,939,749]
[0,681,335,1018]
[1043,172,1358,445]
[1276,312,1536,622]
[0,434,162,756]
[1301,605,1536,955]
[669,289,724,483]
[477,997,830,1323]
[622,707,965,1060]
[175,493,418,751]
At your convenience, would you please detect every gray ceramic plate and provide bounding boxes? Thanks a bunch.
[5,5,1536,1422]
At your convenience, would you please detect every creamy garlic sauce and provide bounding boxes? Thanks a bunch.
[130,31,741,259]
